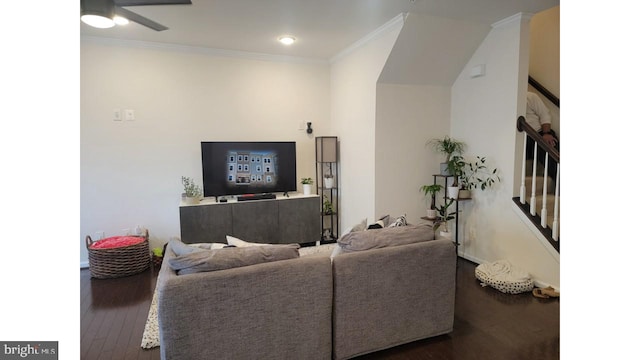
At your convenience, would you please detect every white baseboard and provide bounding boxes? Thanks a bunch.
[80,261,89,269]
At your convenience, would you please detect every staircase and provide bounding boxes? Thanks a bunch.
[514,117,560,252]
[512,77,560,253]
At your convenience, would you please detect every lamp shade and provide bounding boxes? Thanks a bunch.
[316,136,338,163]
[81,0,116,28]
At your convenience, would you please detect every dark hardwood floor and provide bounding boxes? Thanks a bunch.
[80,258,559,360]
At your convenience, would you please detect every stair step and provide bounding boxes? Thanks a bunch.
[525,175,556,195]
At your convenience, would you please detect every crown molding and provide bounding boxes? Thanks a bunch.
[329,13,406,64]
[80,35,329,65]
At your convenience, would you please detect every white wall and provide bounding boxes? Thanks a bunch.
[329,20,403,232]
[80,39,329,264]
[450,14,560,287]
[375,84,450,224]
[529,6,560,138]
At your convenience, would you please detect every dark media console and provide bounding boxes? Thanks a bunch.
[179,195,321,245]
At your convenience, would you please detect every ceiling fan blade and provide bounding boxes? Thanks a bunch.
[115,7,168,31]
[114,0,191,6]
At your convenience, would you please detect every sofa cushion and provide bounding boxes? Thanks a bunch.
[169,238,208,256]
[337,224,435,252]
[168,244,301,275]
[226,235,269,247]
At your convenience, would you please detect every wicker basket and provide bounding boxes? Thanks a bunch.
[86,230,151,279]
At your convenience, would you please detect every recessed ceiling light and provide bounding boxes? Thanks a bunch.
[278,36,296,45]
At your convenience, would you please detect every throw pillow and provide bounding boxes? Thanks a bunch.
[351,218,368,232]
[378,214,391,227]
[169,244,301,275]
[388,214,408,228]
[169,238,208,256]
[338,224,435,252]
[366,220,384,230]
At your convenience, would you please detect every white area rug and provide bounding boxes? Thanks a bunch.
[140,243,337,349]
[141,287,159,349]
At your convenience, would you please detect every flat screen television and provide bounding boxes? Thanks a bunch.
[201,141,297,197]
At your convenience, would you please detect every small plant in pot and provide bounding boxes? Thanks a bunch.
[434,198,456,239]
[458,156,501,198]
[428,136,466,175]
[420,184,443,219]
[301,177,314,195]
[181,176,203,204]
[445,155,466,199]
[152,246,164,268]
[322,195,335,215]
[323,173,335,189]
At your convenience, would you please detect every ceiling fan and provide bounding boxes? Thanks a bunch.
[80,0,192,31]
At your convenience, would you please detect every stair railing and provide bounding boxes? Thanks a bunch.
[516,116,560,243]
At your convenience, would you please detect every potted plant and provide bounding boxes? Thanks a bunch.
[301,177,314,195]
[420,184,443,219]
[459,156,501,198]
[428,136,466,175]
[181,176,202,205]
[323,173,335,189]
[446,155,466,199]
[152,246,164,268]
[434,198,456,239]
[322,195,335,215]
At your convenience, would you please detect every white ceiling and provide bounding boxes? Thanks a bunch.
[80,0,558,60]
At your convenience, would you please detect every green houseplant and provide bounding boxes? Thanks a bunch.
[445,155,466,199]
[434,198,456,238]
[301,177,313,195]
[182,176,202,204]
[322,195,335,215]
[428,136,466,175]
[458,156,501,198]
[420,184,443,219]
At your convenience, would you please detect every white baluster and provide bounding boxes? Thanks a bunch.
[540,153,549,228]
[520,134,528,204]
[530,143,537,216]
[552,165,560,241]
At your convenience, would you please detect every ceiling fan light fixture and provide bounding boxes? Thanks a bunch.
[81,14,116,28]
[113,16,130,25]
[81,0,116,28]
[278,36,296,45]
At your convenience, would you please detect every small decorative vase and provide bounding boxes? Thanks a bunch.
[440,163,450,175]
[425,209,437,219]
[303,184,312,196]
[184,196,200,205]
[458,189,471,199]
[440,230,452,240]
[447,186,459,200]
[324,177,334,189]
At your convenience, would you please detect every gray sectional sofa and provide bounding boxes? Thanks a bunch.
[156,224,456,360]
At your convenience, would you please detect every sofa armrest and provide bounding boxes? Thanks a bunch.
[157,248,333,360]
[332,239,456,360]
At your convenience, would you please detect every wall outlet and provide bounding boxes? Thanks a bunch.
[113,109,122,121]
[124,109,135,121]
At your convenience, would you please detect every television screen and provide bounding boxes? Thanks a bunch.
[201,141,297,197]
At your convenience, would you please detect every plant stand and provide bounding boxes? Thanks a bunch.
[430,174,471,256]
[316,136,339,244]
